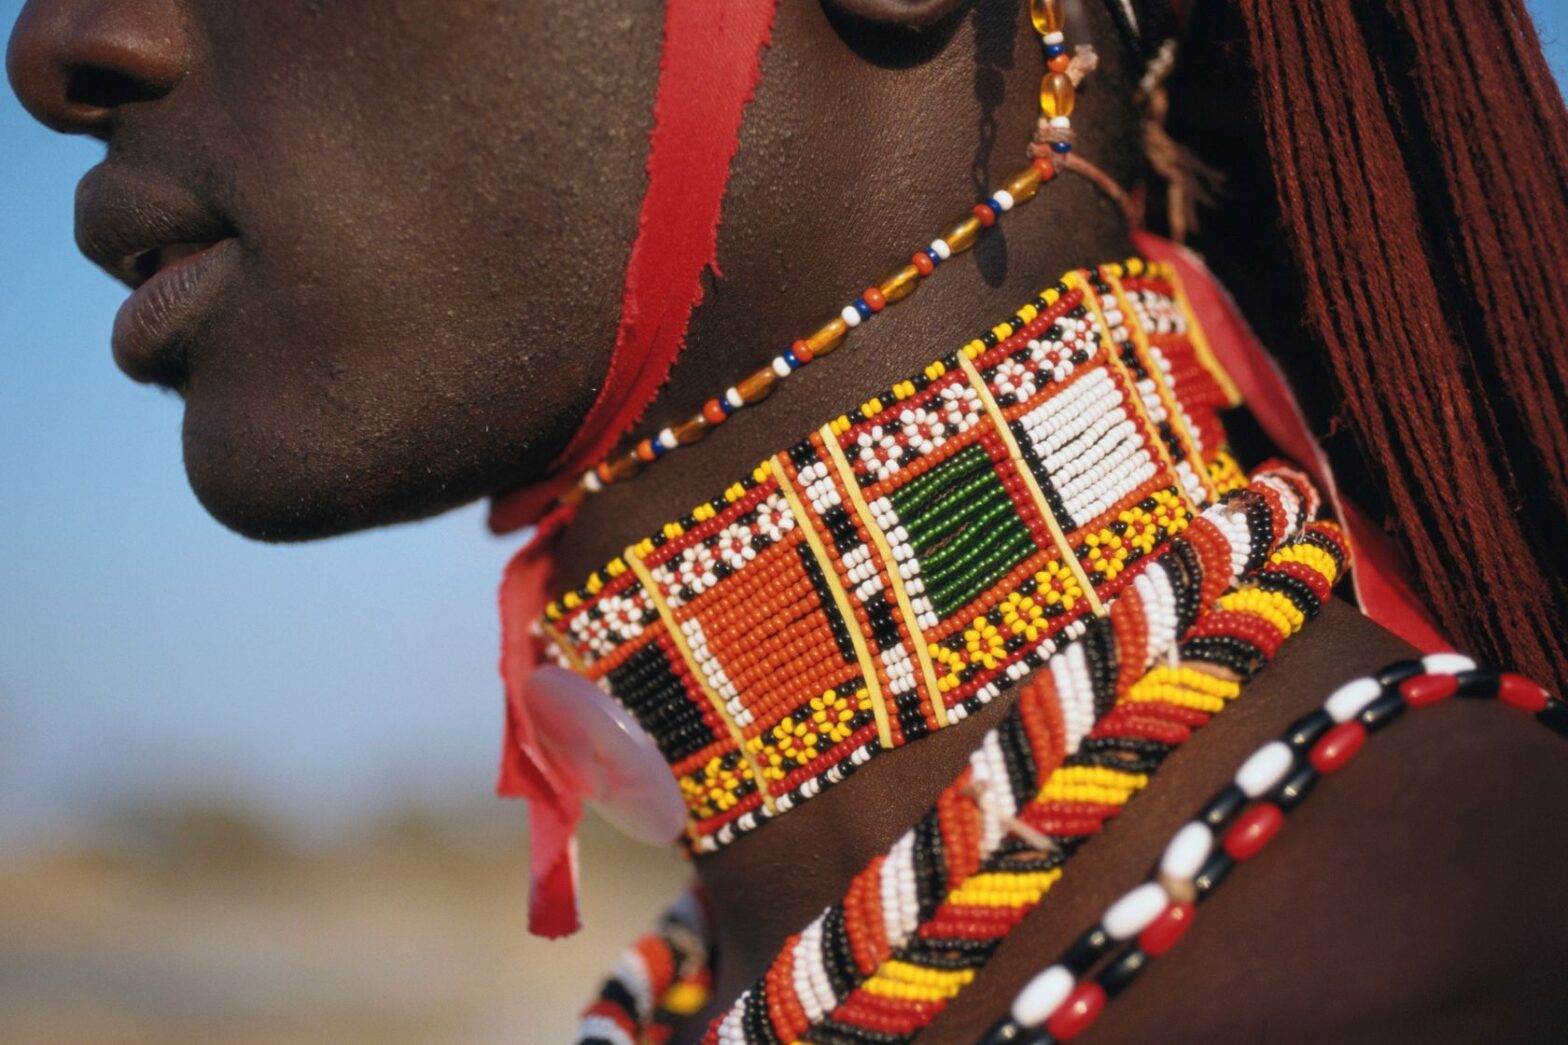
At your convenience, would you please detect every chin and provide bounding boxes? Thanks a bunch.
[180,409,463,544]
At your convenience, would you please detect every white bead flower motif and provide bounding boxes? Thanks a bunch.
[752,492,796,543]
[897,405,949,458]
[853,382,983,483]
[713,519,760,573]
[654,542,720,606]
[855,424,905,483]
[936,383,983,430]
[992,355,1039,404]
[572,589,649,657]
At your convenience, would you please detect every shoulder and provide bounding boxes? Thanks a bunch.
[929,599,1568,1043]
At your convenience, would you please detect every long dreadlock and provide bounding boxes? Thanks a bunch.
[1135,0,1568,685]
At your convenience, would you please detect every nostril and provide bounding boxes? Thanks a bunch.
[7,0,189,136]
[66,64,165,111]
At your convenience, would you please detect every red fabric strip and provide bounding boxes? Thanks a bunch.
[489,0,779,536]
[493,0,778,938]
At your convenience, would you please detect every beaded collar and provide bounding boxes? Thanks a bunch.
[537,258,1242,853]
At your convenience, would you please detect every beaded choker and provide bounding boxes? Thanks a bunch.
[538,258,1242,853]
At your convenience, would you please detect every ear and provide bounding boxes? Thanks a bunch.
[820,0,969,30]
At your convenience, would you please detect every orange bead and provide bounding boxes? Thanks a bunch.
[805,315,849,357]
[877,264,922,304]
[1029,0,1064,35]
[939,214,983,253]
[1041,71,1075,118]
[671,417,708,445]
[605,453,643,482]
[737,368,778,404]
[1048,52,1070,73]
[1002,164,1043,204]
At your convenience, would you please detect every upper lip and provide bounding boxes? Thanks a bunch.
[75,165,235,290]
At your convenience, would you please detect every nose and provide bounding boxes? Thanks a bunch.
[7,0,188,138]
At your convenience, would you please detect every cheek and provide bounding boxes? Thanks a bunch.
[176,242,609,540]
[176,1,661,538]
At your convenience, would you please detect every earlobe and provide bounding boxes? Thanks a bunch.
[822,0,969,30]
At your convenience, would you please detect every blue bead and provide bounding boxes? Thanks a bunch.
[720,397,736,416]
[923,246,942,266]
[984,198,1002,218]
[648,439,667,459]
[1051,141,1072,154]
[854,298,873,320]
[783,348,800,369]
[1045,43,1065,59]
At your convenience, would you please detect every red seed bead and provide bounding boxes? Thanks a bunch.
[635,438,657,462]
[1400,672,1458,708]
[912,251,935,276]
[862,287,887,312]
[1045,981,1106,1042]
[1138,901,1195,957]
[1034,156,1057,181]
[973,202,997,227]
[1309,721,1367,773]
[1498,673,1550,713]
[791,338,814,364]
[1048,52,1071,73]
[1223,802,1284,861]
[702,399,729,424]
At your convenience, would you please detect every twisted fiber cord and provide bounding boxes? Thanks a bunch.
[695,467,1337,1044]
[1237,0,1568,686]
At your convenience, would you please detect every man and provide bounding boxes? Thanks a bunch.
[10,1,1567,1040]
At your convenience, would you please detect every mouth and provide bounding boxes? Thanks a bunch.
[110,238,239,387]
[75,167,241,387]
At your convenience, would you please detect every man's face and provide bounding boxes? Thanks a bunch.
[8,0,659,539]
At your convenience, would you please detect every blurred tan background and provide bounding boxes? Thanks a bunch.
[8,4,1568,1044]
[1,804,687,1044]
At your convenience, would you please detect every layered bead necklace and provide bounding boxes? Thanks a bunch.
[577,458,1350,1045]
[981,658,1567,1045]
[549,236,1345,1043]
[539,4,1497,1043]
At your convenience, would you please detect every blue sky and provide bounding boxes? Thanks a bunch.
[5,2,1568,844]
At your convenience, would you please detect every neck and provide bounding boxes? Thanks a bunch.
[552,195,1140,586]
[548,0,1146,1004]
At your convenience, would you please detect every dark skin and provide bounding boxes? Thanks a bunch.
[10,1,1567,1041]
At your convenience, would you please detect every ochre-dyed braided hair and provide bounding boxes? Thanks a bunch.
[1151,0,1568,685]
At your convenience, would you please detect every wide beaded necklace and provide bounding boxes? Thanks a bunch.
[537,258,1242,855]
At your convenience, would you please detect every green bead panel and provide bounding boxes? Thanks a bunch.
[888,444,1036,619]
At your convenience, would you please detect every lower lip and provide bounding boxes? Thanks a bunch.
[111,239,240,383]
